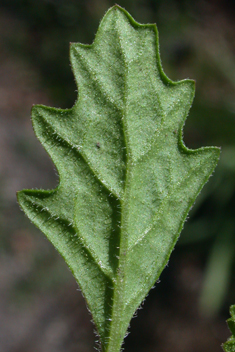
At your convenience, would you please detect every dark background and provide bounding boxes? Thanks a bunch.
[0,1,235,351]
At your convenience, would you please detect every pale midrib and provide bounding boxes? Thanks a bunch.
[104,16,132,352]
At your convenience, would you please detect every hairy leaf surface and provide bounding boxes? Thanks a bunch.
[17,5,220,352]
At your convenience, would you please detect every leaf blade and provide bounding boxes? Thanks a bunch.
[18,5,220,352]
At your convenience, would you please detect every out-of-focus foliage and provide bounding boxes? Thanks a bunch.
[180,147,235,317]
[222,305,235,352]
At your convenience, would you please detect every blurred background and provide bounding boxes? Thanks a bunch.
[0,0,235,351]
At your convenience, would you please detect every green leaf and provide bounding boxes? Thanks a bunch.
[223,305,235,352]
[17,5,220,352]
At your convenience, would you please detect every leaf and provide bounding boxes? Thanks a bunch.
[17,5,220,352]
[223,305,235,352]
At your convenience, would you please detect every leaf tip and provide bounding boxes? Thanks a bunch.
[16,189,29,213]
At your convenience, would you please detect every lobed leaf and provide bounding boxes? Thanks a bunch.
[17,5,220,352]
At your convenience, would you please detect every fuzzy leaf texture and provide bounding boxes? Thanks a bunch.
[223,305,235,352]
[17,5,220,352]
